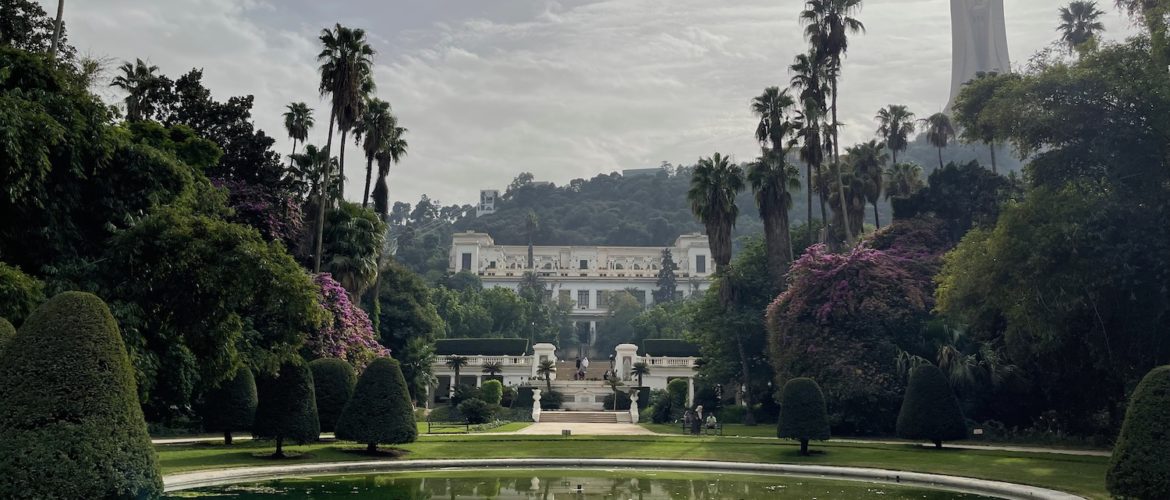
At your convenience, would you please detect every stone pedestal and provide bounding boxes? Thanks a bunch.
[615,343,638,381]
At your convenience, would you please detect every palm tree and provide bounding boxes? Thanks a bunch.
[875,105,915,165]
[845,141,888,229]
[371,124,408,218]
[802,0,866,243]
[445,355,469,389]
[1058,1,1106,54]
[282,102,314,165]
[750,87,800,280]
[49,0,64,60]
[687,153,744,278]
[790,51,832,236]
[816,160,867,241]
[606,377,624,411]
[922,113,956,170]
[289,144,336,203]
[109,58,160,121]
[323,202,384,299]
[884,162,925,200]
[482,361,503,382]
[353,98,396,208]
[630,361,650,387]
[536,359,556,394]
[314,24,376,273]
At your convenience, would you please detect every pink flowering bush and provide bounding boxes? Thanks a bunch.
[212,178,304,246]
[766,217,949,434]
[306,273,388,369]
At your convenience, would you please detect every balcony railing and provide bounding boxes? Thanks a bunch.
[435,355,531,367]
[644,356,697,368]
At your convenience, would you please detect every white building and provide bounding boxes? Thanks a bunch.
[449,232,714,343]
[475,189,499,217]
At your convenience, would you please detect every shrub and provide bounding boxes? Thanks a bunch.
[513,386,535,408]
[540,390,564,410]
[309,358,357,433]
[0,262,45,326]
[649,389,673,424]
[667,378,689,408]
[253,359,320,457]
[777,378,831,455]
[479,380,503,406]
[603,391,632,411]
[501,385,517,407]
[896,365,967,448]
[0,317,14,355]
[1107,365,1170,498]
[335,358,417,452]
[450,384,477,407]
[458,398,495,424]
[200,368,257,444]
[0,292,161,498]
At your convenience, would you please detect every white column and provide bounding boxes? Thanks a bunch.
[476,375,482,388]
[687,377,695,407]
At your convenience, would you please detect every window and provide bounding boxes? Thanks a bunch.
[577,290,590,309]
[597,290,610,308]
[488,261,497,269]
[461,253,472,271]
[579,259,588,270]
[696,255,706,274]
[558,289,571,305]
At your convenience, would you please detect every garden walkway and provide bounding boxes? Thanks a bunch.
[504,422,655,435]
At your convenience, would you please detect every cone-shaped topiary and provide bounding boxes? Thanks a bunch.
[896,365,967,448]
[777,378,831,455]
[0,317,14,355]
[0,292,162,498]
[479,379,503,406]
[1107,365,1170,498]
[309,358,356,433]
[253,359,320,457]
[200,367,257,445]
[336,357,417,453]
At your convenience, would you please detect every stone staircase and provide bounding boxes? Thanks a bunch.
[537,411,630,424]
[556,360,611,381]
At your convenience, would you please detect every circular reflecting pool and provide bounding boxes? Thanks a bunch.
[166,468,1003,499]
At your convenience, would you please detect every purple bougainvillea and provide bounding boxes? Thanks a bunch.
[212,178,303,246]
[307,273,388,368]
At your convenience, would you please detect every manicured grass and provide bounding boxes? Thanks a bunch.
[415,421,531,434]
[640,422,778,438]
[157,434,1110,499]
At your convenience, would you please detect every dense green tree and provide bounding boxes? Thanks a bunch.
[896,365,967,448]
[952,72,1020,174]
[309,358,357,433]
[596,291,644,354]
[630,299,694,345]
[688,152,744,282]
[777,378,831,455]
[253,359,320,458]
[891,160,1013,241]
[652,248,679,303]
[369,261,444,399]
[0,317,12,354]
[1106,365,1170,498]
[0,292,161,498]
[199,368,257,445]
[0,0,75,60]
[0,262,43,325]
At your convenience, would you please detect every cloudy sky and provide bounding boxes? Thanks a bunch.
[47,0,1137,206]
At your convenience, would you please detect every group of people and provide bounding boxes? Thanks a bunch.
[573,356,590,380]
[683,405,718,434]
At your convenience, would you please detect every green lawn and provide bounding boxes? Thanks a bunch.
[415,421,530,434]
[640,423,779,438]
[157,434,1110,499]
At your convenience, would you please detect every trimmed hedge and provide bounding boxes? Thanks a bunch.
[0,317,14,355]
[1107,365,1170,498]
[0,292,162,498]
[253,359,320,457]
[435,338,529,356]
[200,367,257,444]
[896,365,967,448]
[309,358,357,433]
[0,262,45,326]
[457,397,494,424]
[513,386,564,410]
[479,379,503,405]
[641,338,701,357]
[336,358,417,452]
[777,378,831,455]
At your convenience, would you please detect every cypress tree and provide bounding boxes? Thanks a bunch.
[777,378,830,455]
[896,365,967,448]
[253,359,320,458]
[0,292,162,498]
[0,317,14,355]
[200,367,258,445]
[1107,365,1170,498]
[309,358,357,433]
[336,357,417,453]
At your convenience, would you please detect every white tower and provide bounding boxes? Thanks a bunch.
[948,0,1011,110]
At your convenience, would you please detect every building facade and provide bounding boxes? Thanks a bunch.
[475,189,499,217]
[449,232,714,342]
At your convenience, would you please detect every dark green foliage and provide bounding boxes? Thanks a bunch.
[896,365,967,448]
[336,358,417,451]
[457,398,495,424]
[368,262,442,400]
[479,379,503,406]
[0,317,14,355]
[0,262,44,326]
[1107,366,1170,498]
[891,161,1015,241]
[0,292,161,498]
[253,359,320,456]
[667,378,689,407]
[539,390,563,410]
[435,338,529,356]
[777,378,830,455]
[513,386,534,408]
[649,390,674,424]
[641,339,701,357]
[309,358,357,433]
[652,248,679,303]
[200,368,257,444]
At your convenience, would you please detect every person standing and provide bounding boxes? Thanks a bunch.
[574,357,582,380]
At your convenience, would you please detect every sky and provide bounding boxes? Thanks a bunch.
[46,0,1138,207]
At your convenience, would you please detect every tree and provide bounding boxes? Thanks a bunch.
[1058,1,1106,54]
[0,317,13,355]
[0,261,44,326]
[353,97,395,208]
[308,273,387,369]
[289,144,338,208]
[749,88,800,281]
[790,51,831,236]
[47,0,62,60]
[537,359,556,393]
[200,368,257,445]
[282,102,314,163]
[891,160,1012,241]
[253,359,321,458]
[109,58,161,121]
[777,378,831,456]
[1106,365,1170,498]
[369,262,444,400]
[631,361,650,387]
[921,113,955,170]
[446,355,470,389]
[875,105,915,165]
[883,162,924,200]
[688,152,744,278]
[846,140,888,229]
[896,365,967,448]
[482,361,503,379]
[371,123,407,218]
[309,358,357,434]
[1,0,75,59]
[652,248,679,303]
[322,202,385,298]
[802,0,866,243]
[315,23,376,273]
[0,292,161,498]
[479,379,503,405]
[336,357,417,453]
[952,72,1019,174]
[606,377,624,410]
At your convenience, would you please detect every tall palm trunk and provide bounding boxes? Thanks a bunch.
[815,161,827,237]
[988,143,997,174]
[831,78,851,244]
[49,0,64,60]
[339,129,348,194]
[872,201,880,229]
[762,202,792,287]
[289,140,297,169]
[363,155,374,208]
[314,108,337,273]
[937,146,944,170]
[806,162,814,244]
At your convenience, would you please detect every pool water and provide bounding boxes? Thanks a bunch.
[167,469,1002,499]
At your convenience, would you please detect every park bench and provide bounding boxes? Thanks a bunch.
[680,420,723,436]
[426,416,470,434]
